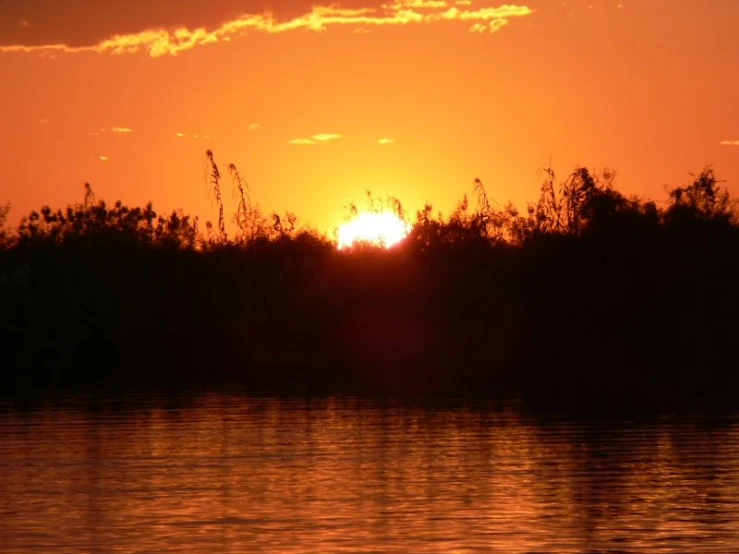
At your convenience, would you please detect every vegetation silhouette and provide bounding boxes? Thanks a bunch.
[1,153,738,408]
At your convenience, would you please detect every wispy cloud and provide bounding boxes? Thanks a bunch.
[0,2,533,57]
[469,18,508,33]
[290,133,341,145]
[378,138,395,145]
[313,133,341,141]
[89,127,133,135]
[398,0,449,8]
[249,123,260,130]
[720,140,739,146]
[174,131,217,139]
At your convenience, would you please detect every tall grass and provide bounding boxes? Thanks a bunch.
[0,203,10,249]
[84,183,96,208]
[2,157,738,404]
[205,150,226,241]
[229,162,251,241]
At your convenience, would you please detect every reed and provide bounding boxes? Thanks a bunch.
[0,203,10,249]
[205,150,226,241]
[2,164,739,404]
[229,162,250,241]
[84,183,96,208]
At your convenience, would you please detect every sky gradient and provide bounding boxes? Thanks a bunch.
[1,0,738,233]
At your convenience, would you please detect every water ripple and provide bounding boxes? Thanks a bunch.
[0,394,737,553]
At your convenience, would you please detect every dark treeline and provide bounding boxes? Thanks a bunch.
[1,157,738,408]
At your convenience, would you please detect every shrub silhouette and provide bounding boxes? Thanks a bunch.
[1,161,737,408]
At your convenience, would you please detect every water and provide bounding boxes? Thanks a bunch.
[0,393,737,553]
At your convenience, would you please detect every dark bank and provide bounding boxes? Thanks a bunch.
[1,162,738,408]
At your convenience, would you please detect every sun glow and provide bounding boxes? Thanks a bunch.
[337,211,411,250]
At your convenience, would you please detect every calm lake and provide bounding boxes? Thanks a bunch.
[0,392,737,553]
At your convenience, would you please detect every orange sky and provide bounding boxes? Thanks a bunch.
[1,0,738,234]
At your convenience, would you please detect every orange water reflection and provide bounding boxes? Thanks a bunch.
[0,394,737,553]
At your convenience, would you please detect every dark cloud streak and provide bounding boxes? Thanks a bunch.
[0,0,533,56]
[0,0,304,46]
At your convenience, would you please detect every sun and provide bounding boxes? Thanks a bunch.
[337,211,411,250]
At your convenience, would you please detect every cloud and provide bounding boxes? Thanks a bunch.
[248,123,260,130]
[174,131,217,139]
[469,18,507,33]
[312,133,341,141]
[378,138,395,144]
[720,140,739,146]
[89,127,133,135]
[0,2,533,57]
[289,133,341,144]
[93,155,109,161]
[396,0,449,8]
